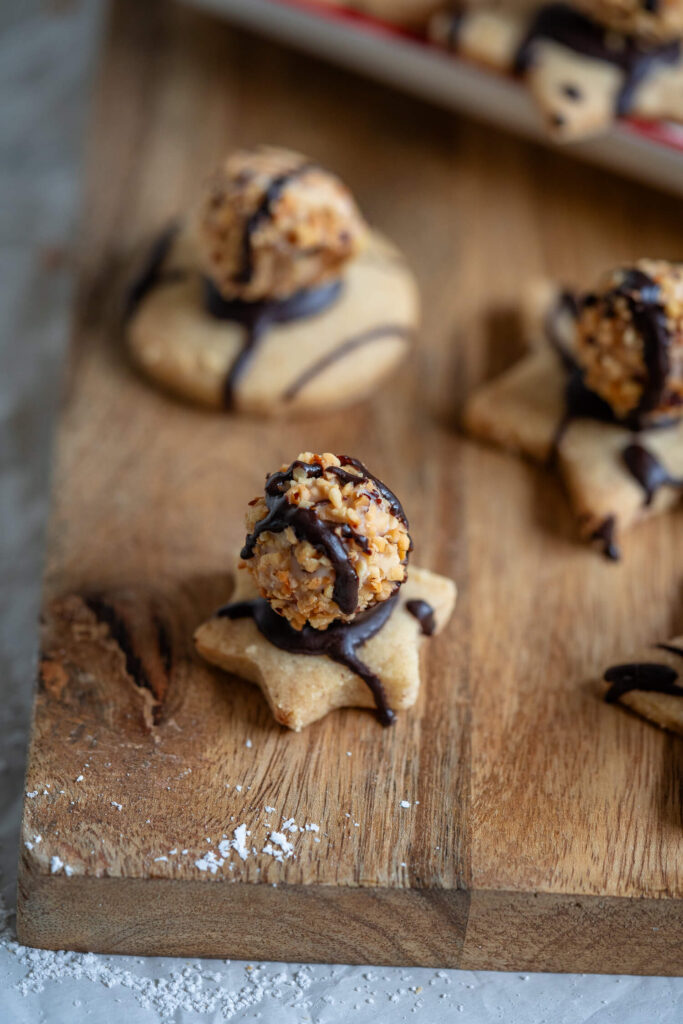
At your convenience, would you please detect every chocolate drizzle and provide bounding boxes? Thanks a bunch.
[282,324,414,403]
[337,455,409,528]
[590,516,620,561]
[203,277,342,408]
[218,594,398,726]
[406,599,436,636]
[622,442,683,505]
[613,269,671,418]
[514,4,680,116]
[240,457,409,617]
[125,223,181,321]
[234,162,312,286]
[604,647,683,703]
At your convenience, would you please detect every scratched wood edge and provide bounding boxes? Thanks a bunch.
[16,866,681,974]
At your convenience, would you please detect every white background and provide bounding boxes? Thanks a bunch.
[0,2,681,1020]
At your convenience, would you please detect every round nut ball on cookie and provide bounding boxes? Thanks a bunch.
[126,147,418,415]
[241,452,411,631]
[576,260,683,425]
[196,146,368,303]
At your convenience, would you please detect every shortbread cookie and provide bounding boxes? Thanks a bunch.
[463,270,683,558]
[126,147,418,415]
[195,565,456,731]
[430,3,683,140]
[194,452,457,729]
[602,636,683,735]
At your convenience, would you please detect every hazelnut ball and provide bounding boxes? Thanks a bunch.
[576,260,683,424]
[241,452,411,631]
[196,146,368,303]
[573,0,683,42]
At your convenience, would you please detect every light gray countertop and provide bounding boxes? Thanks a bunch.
[0,2,681,1021]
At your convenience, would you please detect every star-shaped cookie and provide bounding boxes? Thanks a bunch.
[601,636,683,735]
[194,565,456,731]
[463,281,683,558]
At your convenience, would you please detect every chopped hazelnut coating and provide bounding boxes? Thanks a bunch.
[576,259,683,423]
[241,452,411,631]
[574,0,683,42]
[195,146,368,303]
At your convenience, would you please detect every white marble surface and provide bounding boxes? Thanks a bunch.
[0,2,681,1021]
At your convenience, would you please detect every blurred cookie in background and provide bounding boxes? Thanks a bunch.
[430,2,683,139]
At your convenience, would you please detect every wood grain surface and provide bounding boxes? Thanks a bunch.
[16,0,683,971]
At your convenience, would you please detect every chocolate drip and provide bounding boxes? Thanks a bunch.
[203,277,342,408]
[338,455,409,528]
[406,599,436,636]
[590,516,620,561]
[340,523,371,555]
[514,4,679,116]
[615,269,671,418]
[622,442,683,506]
[218,594,398,726]
[125,223,181,321]
[235,162,312,285]
[282,324,414,403]
[604,661,683,703]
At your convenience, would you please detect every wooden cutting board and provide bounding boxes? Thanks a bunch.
[16,0,682,972]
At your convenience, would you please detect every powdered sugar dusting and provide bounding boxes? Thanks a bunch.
[231,823,250,861]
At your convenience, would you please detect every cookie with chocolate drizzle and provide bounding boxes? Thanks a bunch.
[194,452,456,731]
[463,262,683,559]
[601,635,683,736]
[125,146,418,415]
[429,2,683,140]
